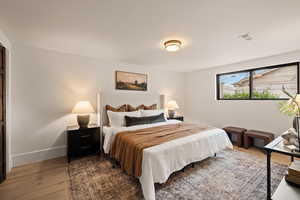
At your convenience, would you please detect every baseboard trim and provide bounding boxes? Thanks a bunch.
[12,146,67,167]
[7,156,12,173]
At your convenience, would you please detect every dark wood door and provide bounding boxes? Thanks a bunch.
[0,45,6,183]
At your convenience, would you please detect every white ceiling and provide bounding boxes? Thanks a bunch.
[1,0,300,72]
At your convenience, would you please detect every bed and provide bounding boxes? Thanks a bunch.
[99,93,233,200]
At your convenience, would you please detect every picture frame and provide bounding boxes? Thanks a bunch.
[115,71,148,91]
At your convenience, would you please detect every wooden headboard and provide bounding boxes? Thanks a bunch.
[97,92,165,126]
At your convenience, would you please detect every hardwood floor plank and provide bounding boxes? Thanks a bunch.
[7,157,67,180]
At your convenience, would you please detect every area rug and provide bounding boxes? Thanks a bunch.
[68,150,287,200]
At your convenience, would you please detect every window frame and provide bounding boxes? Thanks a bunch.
[216,62,300,100]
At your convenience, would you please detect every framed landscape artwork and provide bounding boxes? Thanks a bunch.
[115,71,147,91]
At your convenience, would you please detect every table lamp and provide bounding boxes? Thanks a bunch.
[167,100,179,118]
[72,101,95,129]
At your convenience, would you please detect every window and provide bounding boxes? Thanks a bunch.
[218,71,250,99]
[216,62,299,100]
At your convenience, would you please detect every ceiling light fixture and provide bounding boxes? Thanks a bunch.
[164,40,182,52]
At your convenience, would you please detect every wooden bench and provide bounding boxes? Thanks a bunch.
[244,130,275,149]
[223,126,247,147]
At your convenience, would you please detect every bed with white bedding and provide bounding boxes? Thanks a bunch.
[103,119,233,200]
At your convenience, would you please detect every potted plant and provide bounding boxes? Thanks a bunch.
[279,86,300,151]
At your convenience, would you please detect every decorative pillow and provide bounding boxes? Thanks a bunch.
[140,109,167,120]
[106,104,127,112]
[107,110,141,127]
[144,104,157,110]
[127,104,157,111]
[127,104,145,112]
[125,113,166,127]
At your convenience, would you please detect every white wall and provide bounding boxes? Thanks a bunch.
[184,50,300,137]
[11,44,185,166]
[9,41,300,166]
[0,29,12,172]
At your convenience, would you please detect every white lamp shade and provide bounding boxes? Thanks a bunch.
[167,100,179,110]
[72,101,95,114]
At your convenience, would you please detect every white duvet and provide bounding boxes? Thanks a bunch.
[103,120,233,200]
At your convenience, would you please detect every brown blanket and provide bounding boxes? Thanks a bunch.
[110,123,211,178]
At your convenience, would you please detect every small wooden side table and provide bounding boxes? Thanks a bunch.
[244,130,274,149]
[167,116,184,122]
[264,136,300,200]
[223,126,246,147]
[67,124,100,163]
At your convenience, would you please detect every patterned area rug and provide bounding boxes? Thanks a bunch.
[68,150,287,200]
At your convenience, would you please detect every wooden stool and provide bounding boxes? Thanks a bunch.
[244,130,275,148]
[223,126,247,147]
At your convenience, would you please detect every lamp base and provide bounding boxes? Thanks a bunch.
[168,110,175,118]
[77,114,90,129]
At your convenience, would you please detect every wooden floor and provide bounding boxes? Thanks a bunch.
[0,146,297,200]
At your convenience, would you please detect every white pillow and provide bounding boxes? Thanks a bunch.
[107,110,141,127]
[140,109,167,120]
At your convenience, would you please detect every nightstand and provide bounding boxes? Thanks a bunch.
[167,116,184,121]
[67,124,100,163]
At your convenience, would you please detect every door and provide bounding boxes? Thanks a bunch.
[0,45,6,183]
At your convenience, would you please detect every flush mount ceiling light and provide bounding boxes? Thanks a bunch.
[164,40,182,52]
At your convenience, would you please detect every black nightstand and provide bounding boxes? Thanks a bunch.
[167,116,184,121]
[67,124,100,163]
